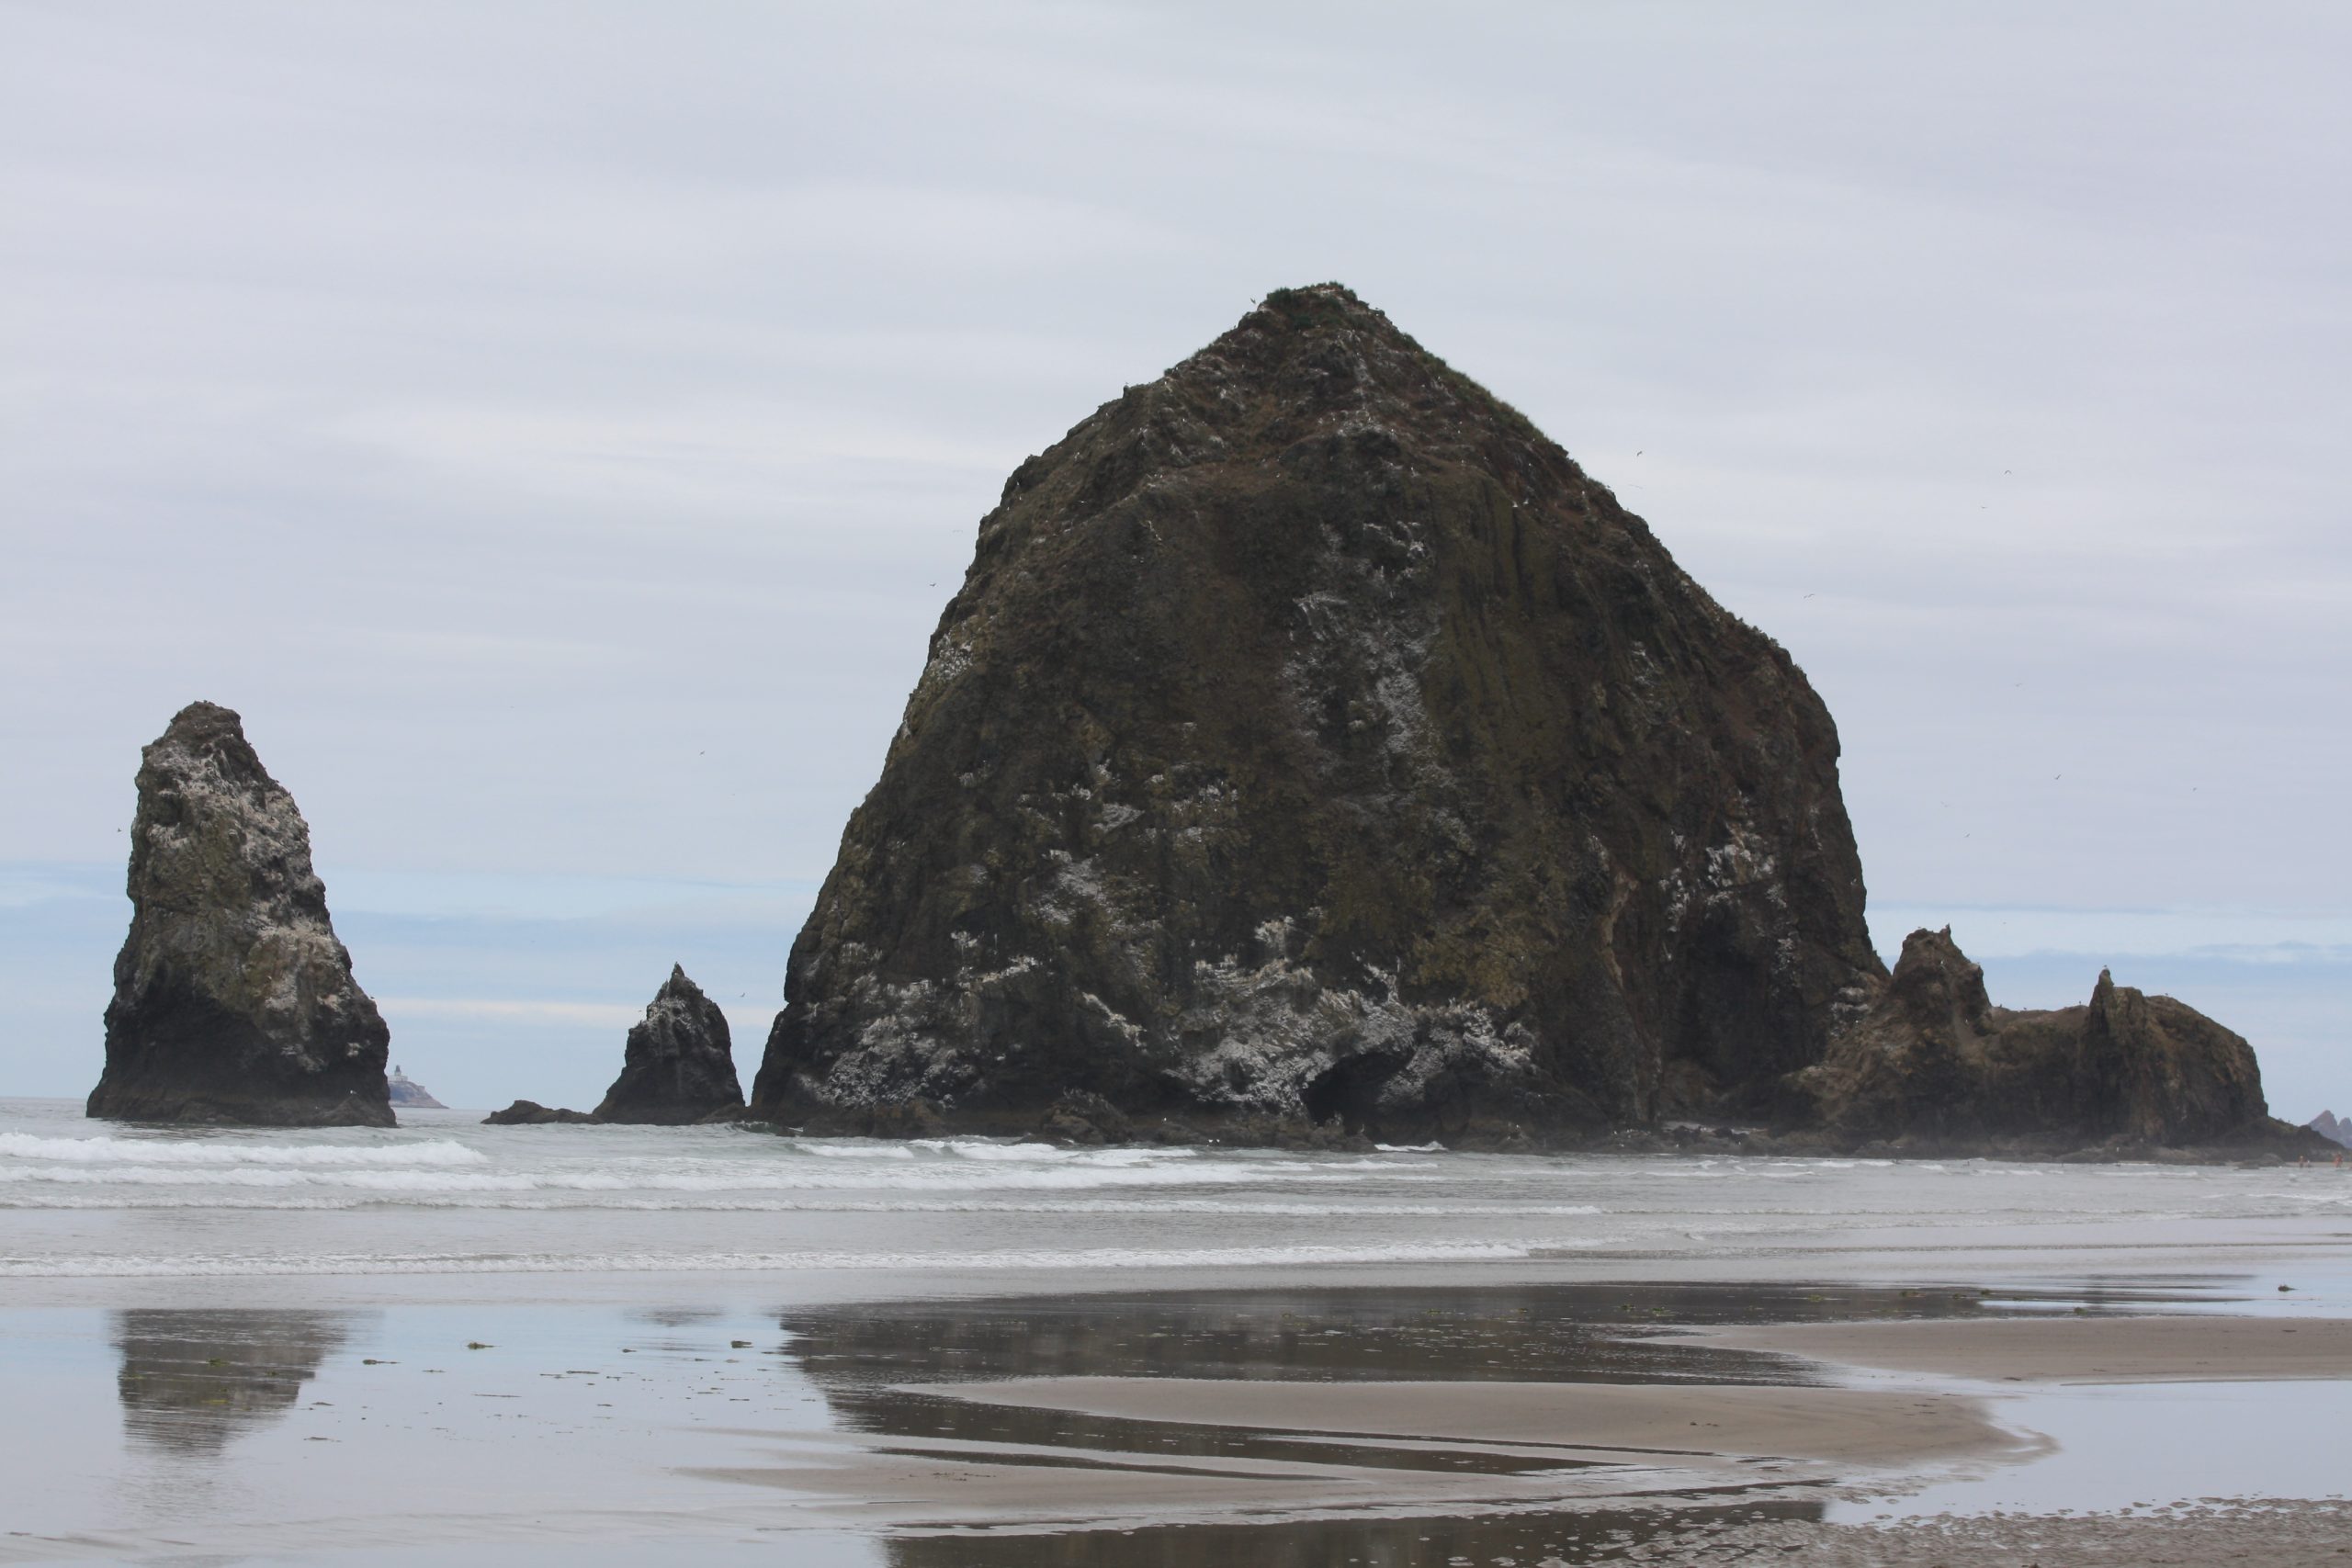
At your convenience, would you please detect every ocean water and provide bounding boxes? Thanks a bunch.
[5,1096,2347,1296]
[6,1096,2350,1562]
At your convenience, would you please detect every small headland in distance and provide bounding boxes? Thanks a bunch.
[385,1065,445,1110]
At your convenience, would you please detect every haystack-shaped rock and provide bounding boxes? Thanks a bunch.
[1798,927,2282,1150]
[88,702,392,1126]
[594,965,742,1124]
[752,285,1884,1143]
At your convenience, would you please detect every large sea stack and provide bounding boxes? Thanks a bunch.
[88,702,393,1127]
[593,965,743,1124]
[752,285,1889,1144]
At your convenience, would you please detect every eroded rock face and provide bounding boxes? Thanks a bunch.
[1797,927,2282,1150]
[593,965,743,1124]
[752,285,1884,1145]
[87,702,393,1127]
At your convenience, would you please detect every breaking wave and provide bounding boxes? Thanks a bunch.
[0,1239,1570,1279]
[6,1100,2335,1291]
[0,1156,1413,1194]
[0,1189,1606,1216]
[0,1133,486,1168]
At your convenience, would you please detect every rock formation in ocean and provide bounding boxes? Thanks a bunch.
[593,965,743,1123]
[386,1065,447,1110]
[751,284,1887,1145]
[87,702,394,1127]
[1796,927,2302,1153]
[2308,1110,2350,1148]
[481,1100,597,1125]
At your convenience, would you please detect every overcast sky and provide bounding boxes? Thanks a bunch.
[4,2,2346,1112]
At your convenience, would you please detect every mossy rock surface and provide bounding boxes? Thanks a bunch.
[752,286,1884,1143]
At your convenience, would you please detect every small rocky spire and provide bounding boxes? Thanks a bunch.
[593,964,742,1124]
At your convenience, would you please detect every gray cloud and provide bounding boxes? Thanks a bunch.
[4,2,2346,1108]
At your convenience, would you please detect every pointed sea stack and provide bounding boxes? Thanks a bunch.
[593,965,743,1124]
[752,285,1885,1145]
[88,702,393,1127]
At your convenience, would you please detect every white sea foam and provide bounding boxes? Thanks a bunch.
[0,1133,485,1168]
[3,1099,2333,1297]
[0,1155,1400,1193]
[900,1138,1194,1166]
[0,1239,1558,1279]
[0,1190,1607,1217]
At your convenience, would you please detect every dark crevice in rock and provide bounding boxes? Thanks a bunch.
[1301,1051,1408,1133]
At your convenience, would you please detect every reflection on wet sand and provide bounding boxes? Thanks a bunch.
[112,1309,355,1454]
[778,1280,2030,1397]
[723,1282,2039,1561]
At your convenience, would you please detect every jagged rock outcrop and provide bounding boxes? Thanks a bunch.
[386,1065,447,1109]
[593,965,743,1124]
[752,285,1885,1145]
[2308,1111,2350,1148]
[87,702,393,1127]
[1795,927,2301,1153]
[481,1100,597,1125]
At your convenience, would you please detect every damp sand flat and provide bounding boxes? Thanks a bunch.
[703,1373,2024,1530]
[916,1374,2013,1467]
[1707,1312,2352,1382]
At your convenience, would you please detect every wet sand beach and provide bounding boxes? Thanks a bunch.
[3,1277,2348,1562]
[1710,1310,2352,1383]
